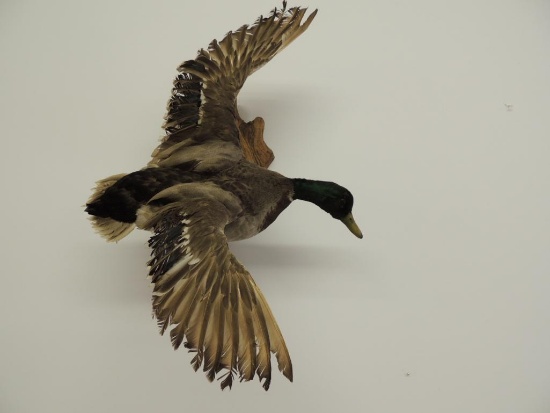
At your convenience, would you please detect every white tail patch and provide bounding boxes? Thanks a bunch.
[89,216,135,242]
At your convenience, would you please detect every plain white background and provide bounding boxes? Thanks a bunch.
[1,0,549,411]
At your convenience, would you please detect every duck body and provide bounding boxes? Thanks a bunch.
[87,159,293,242]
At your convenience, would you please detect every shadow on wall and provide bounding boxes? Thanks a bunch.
[79,239,370,306]
[230,242,356,270]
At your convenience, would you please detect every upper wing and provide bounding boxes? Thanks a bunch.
[149,2,317,170]
[140,200,292,390]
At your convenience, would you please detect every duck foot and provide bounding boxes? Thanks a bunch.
[237,116,274,169]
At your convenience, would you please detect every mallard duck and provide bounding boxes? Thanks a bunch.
[85,2,362,391]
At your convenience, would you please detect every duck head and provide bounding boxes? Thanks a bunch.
[292,179,363,239]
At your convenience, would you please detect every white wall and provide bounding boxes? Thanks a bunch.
[1,0,549,412]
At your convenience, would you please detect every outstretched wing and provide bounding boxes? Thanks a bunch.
[149,2,317,170]
[140,200,292,390]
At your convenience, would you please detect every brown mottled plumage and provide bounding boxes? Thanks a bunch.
[149,2,317,170]
[86,2,362,391]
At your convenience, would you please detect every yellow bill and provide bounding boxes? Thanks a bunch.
[340,213,363,239]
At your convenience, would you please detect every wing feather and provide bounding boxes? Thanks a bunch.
[142,200,292,390]
[149,3,317,169]
[203,294,225,381]
[251,291,273,389]
[252,282,293,381]
[236,279,257,382]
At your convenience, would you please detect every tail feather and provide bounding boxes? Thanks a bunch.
[86,173,135,242]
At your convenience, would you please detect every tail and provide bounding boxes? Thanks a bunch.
[86,173,135,242]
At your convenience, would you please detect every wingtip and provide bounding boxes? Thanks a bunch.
[285,367,294,382]
[304,8,318,26]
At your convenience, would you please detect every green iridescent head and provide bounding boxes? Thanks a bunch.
[292,179,363,238]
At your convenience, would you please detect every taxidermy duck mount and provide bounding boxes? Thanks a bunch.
[85,1,362,391]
